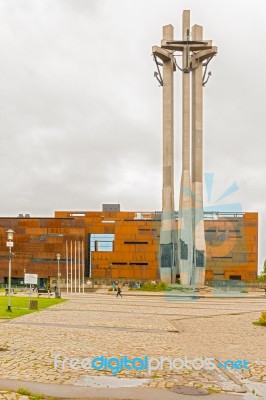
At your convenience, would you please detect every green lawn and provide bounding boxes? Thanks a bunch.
[0,296,67,319]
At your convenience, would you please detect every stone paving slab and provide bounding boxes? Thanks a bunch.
[0,293,265,397]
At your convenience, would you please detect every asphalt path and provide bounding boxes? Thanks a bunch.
[0,379,245,400]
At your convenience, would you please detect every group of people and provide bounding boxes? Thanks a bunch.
[23,284,39,293]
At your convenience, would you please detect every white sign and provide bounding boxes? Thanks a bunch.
[24,273,38,285]
[6,242,14,247]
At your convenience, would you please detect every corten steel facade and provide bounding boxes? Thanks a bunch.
[0,218,84,282]
[0,217,84,285]
[0,211,258,284]
[55,211,161,281]
[204,212,258,281]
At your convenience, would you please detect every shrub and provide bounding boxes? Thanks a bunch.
[253,311,266,326]
[139,281,168,291]
[17,388,32,396]
[258,311,266,326]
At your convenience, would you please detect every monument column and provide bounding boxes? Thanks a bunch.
[192,24,206,285]
[178,10,194,285]
[153,25,177,283]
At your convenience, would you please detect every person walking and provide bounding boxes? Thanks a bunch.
[116,285,122,298]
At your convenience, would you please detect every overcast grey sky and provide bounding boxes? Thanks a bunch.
[0,0,265,270]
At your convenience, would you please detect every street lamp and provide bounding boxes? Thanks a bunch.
[56,253,61,298]
[6,229,15,312]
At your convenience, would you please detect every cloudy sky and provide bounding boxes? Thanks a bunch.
[0,0,265,271]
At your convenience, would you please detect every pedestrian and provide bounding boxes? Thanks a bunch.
[116,286,122,298]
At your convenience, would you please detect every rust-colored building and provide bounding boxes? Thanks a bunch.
[0,208,258,285]
[204,212,258,281]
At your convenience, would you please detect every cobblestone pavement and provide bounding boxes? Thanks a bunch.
[0,292,265,398]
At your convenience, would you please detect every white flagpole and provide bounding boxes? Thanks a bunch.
[66,241,69,294]
[70,240,73,294]
[74,241,77,293]
[78,241,81,294]
[82,240,85,294]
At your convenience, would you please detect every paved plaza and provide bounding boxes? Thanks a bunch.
[0,291,265,399]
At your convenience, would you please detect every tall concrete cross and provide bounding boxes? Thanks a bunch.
[153,10,217,285]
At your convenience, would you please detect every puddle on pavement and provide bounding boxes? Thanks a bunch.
[74,375,150,388]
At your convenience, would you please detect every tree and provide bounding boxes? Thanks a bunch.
[258,259,266,281]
